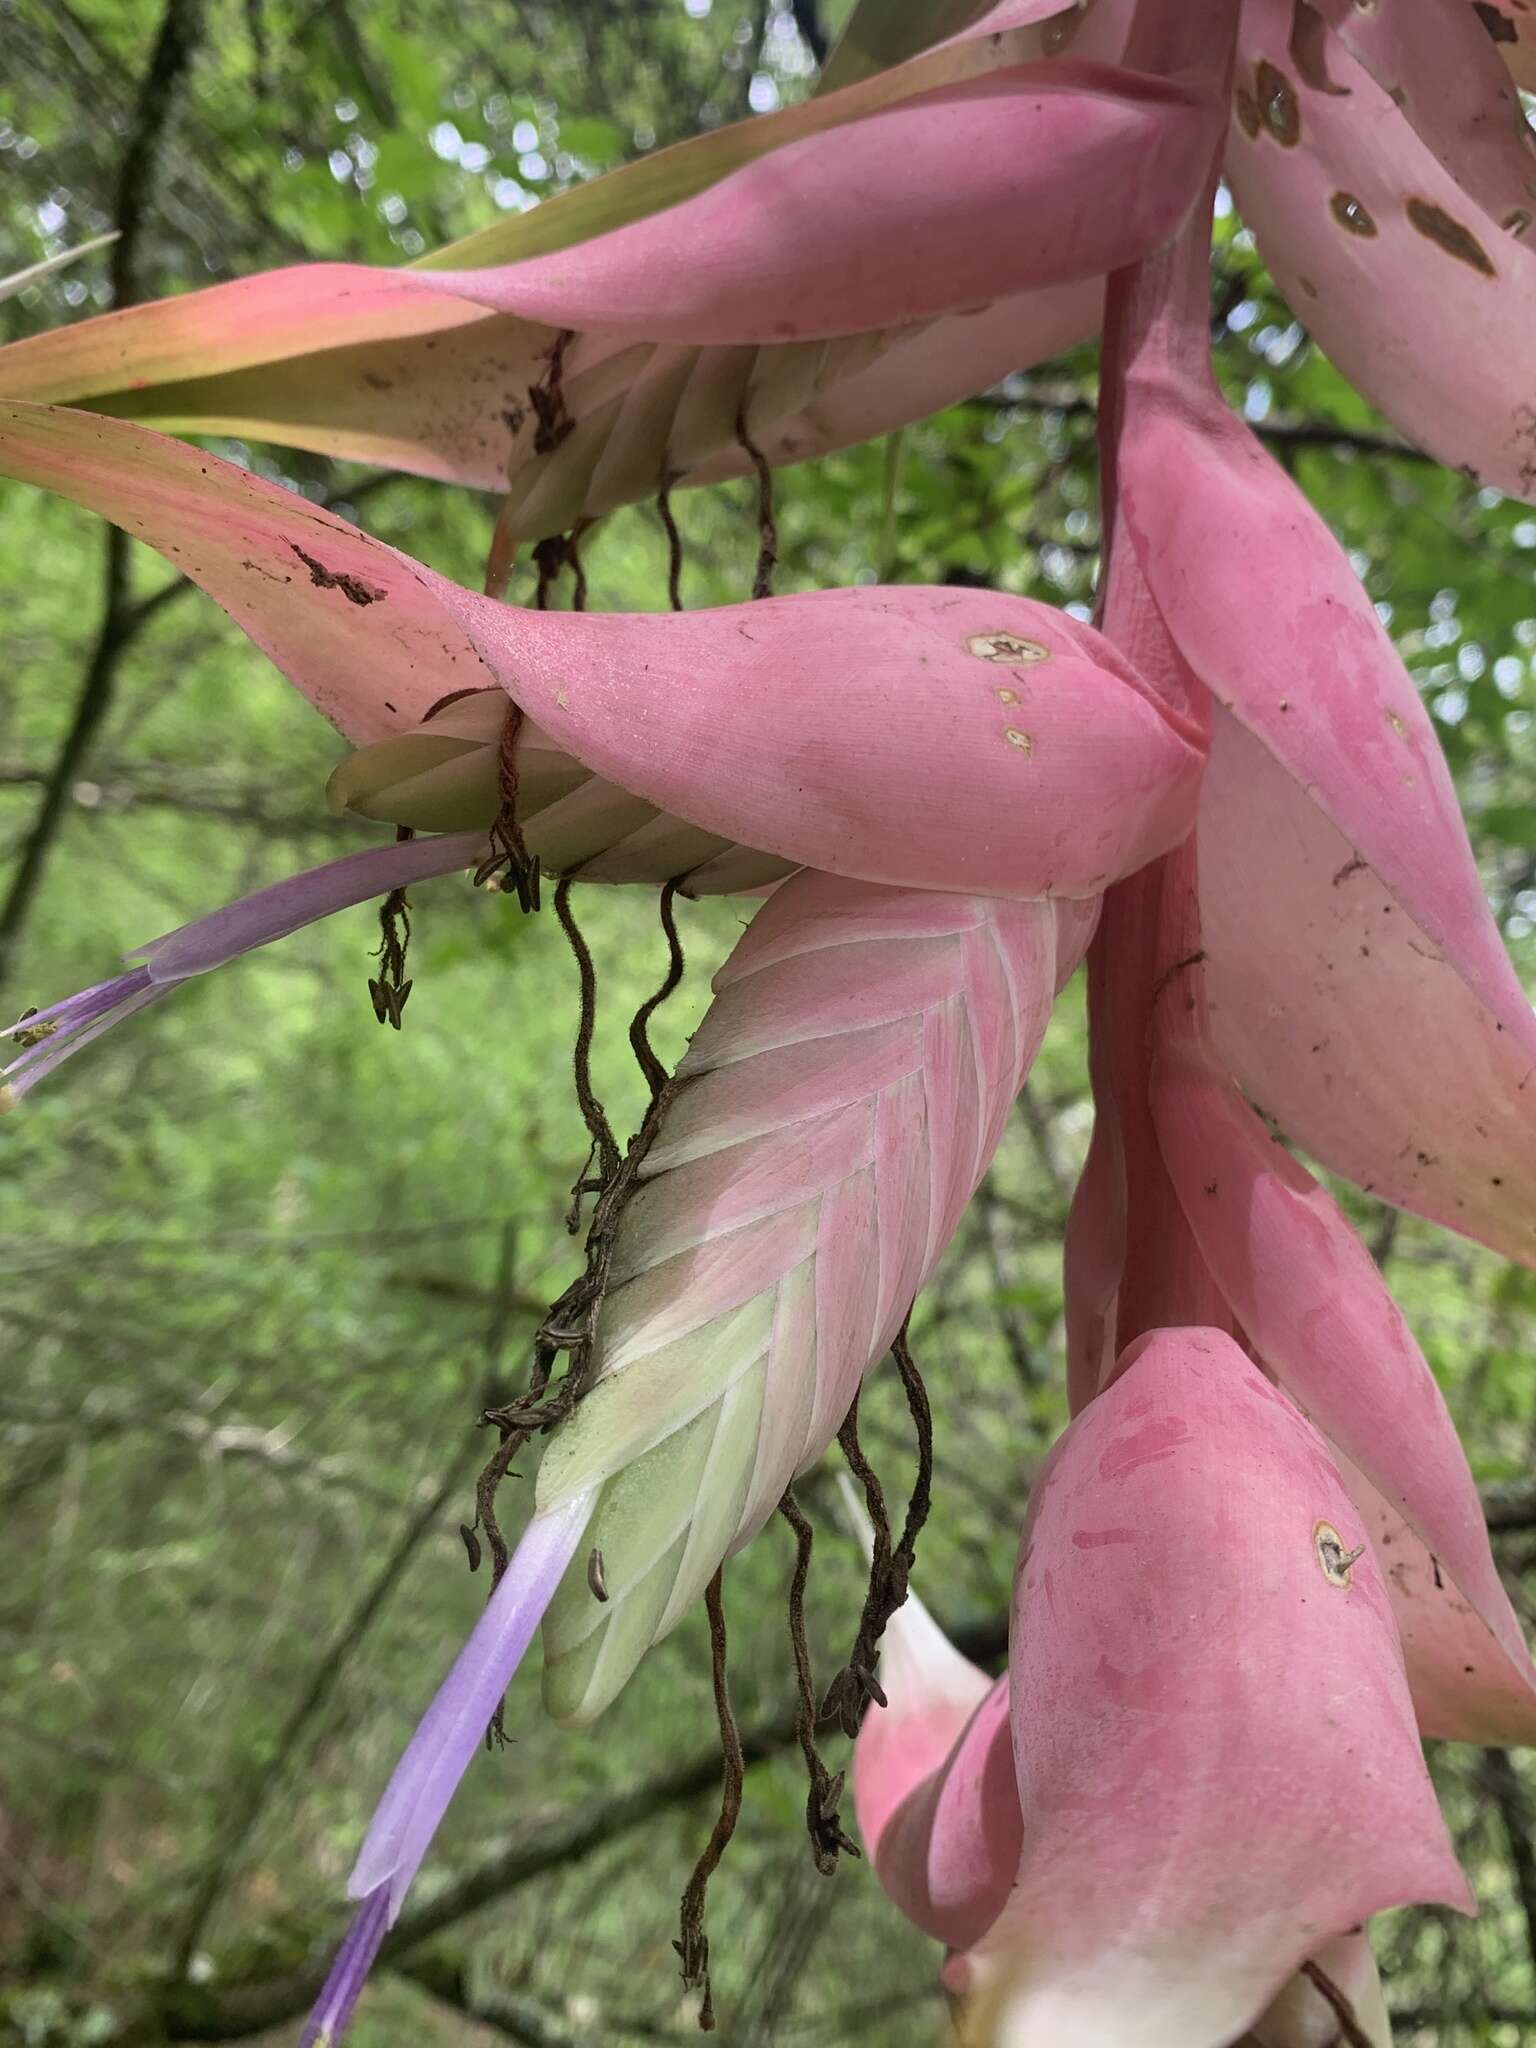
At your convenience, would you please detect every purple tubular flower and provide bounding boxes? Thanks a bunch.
[297,1883,390,2048]
[349,1493,594,1913]
[298,1496,593,2046]
[2,969,166,1107]
[2,830,486,1108]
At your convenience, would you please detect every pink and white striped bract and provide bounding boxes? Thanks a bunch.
[534,871,1091,1722]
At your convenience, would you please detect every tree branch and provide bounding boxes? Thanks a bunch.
[974,379,1434,465]
[0,460,397,992]
[0,0,200,997]
[168,1223,526,1974]
[125,1610,1009,2042]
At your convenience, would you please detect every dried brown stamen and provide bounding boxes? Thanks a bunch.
[469,1059,680,1736]
[733,406,777,601]
[778,1488,861,1876]
[472,702,540,912]
[822,1322,935,1736]
[553,877,621,1196]
[629,880,686,1105]
[657,473,686,612]
[675,1569,744,2033]
[368,825,414,1029]
[532,532,567,614]
[530,330,575,456]
[1299,1959,1375,2048]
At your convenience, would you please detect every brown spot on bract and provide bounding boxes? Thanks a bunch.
[1004,727,1033,754]
[1330,191,1378,236]
[289,543,387,606]
[967,630,1050,664]
[1474,0,1519,44]
[1407,196,1496,275]
[1314,1521,1365,1588]
[1234,83,1261,138]
[1255,59,1301,146]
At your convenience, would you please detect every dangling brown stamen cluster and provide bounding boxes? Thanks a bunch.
[733,406,777,600]
[465,886,690,1734]
[822,1323,935,1737]
[472,704,540,913]
[368,824,415,1028]
[777,1488,861,1877]
[675,1569,744,2033]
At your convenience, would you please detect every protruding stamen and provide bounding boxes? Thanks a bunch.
[675,1569,744,2034]
[629,880,685,1105]
[733,406,777,601]
[4,832,487,1105]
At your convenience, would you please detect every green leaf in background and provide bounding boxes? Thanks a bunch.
[818,0,997,95]
[416,10,1036,269]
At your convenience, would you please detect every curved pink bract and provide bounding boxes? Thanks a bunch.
[953,1329,1470,2047]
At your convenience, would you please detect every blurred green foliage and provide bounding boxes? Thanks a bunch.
[2,4,1535,2045]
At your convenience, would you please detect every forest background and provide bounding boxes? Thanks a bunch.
[3,2,1536,2043]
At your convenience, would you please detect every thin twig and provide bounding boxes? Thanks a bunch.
[169,1223,523,1972]
[171,1445,480,1972]
[0,469,396,992]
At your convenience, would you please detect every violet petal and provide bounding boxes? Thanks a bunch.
[349,1493,594,1916]
[298,1883,390,2048]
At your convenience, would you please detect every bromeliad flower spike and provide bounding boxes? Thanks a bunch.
[4,0,1536,2040]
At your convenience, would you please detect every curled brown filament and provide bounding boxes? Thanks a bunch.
[733,405,777,600]
[675,1569,744,2032]
[778,1488,860,1877]
[629,880,686,1105]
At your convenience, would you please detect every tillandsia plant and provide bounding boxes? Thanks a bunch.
[4,0,1536,2041]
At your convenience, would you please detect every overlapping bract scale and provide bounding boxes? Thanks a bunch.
[0,31,1213,537]
[0,401,1202,902]
[1151,953,1536,1743]
[535,871,1074,1723]
[1112,290,1536,1264]
[948,1330,1470,2047]
[1228,0,1536,502]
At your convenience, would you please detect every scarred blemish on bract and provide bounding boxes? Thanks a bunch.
[1406,197,1497,276]
[1330,191,1377,237]
[967,631,1049,665]
[1255,59,1301,146]
[289,543,386,607]
[1314,1520,1366,1587]
[1004,728,1033,754]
